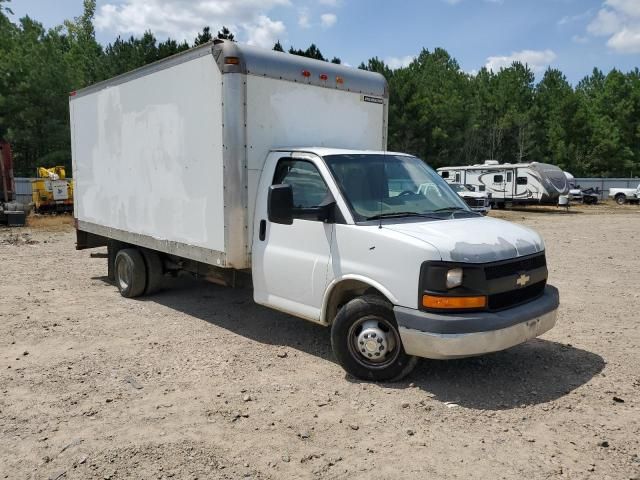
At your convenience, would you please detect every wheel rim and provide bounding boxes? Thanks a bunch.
[116,258,131,291]
[347,315,401,369]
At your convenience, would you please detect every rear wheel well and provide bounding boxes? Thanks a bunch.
[323,280,389,325]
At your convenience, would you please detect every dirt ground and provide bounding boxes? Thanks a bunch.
[1,206,639,480]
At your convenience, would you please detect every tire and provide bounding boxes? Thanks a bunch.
[114,248,147,298]
[615,194,626,205]
[142,250,164,295]
[331,295,418,382]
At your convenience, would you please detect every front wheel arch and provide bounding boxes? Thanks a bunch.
[321,277,396,325]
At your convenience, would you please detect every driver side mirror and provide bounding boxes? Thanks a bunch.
[268,184,294,225]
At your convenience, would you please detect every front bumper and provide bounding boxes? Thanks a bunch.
[395,285,559,359]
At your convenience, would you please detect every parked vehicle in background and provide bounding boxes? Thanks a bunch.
[564,172,598,205]
[579,188,599,205]
[449,183,491,214]
[438,160,569,208]
[609,186,640,205]
[31,166,74,213]
[71,40,559,381]
[0,141,27,226]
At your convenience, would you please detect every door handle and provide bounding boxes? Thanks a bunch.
[259,219,266,241]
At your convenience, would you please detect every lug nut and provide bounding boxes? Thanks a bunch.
[377,338,383,343]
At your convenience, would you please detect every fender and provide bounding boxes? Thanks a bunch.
[320,274,399,325]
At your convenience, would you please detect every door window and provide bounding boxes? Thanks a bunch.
[506,172,512,182]
[273,159,330,217]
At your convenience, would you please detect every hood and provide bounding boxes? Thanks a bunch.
[457,191,487,199]
[384,216,544,263]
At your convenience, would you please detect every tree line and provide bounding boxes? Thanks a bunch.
[0,0,638,177]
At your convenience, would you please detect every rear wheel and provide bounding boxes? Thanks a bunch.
[142,250,164,295]
[114,248,147,298]
[615,194,627,205]
[331,295,417,382]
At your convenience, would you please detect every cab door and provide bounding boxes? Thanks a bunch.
[252,153,334,322]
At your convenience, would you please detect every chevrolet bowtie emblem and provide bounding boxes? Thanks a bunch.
[516,273,530,287]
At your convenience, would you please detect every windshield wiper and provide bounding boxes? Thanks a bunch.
[366,211,441,221]
[431,207,481,216]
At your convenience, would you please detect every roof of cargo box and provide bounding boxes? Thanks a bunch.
[70,40,387,99]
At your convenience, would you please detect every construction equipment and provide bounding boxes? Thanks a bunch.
[31,165,74,213]
[0,141,27,226]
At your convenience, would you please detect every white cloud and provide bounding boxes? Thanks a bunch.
[607,26,640,52]
[320,13,337,28]
[298,8,310,28]
[572,34,589,44]
[484,49,557,73]
[95,0,290,46]
[588,8,622,35]
[558,9,594,26]
[385,55,415,70]
[587,0,640,53]
[245,15,285,47]
[318,0,340,5]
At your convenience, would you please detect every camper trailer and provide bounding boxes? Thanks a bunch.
[437,160,569,208]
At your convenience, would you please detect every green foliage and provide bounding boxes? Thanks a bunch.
[359,52,640,177]
[194,26,212,46]
[0,4,638,178]
[287,43,340,64]
[217,26,234,41]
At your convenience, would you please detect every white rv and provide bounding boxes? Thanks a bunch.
[437,160,570,208]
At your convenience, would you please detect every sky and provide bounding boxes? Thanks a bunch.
[7,0,640,83]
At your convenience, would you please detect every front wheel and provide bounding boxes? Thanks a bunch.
[331,295,417,382]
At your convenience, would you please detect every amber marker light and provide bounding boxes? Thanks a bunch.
[422,295,487,310]
[224,56,240,65]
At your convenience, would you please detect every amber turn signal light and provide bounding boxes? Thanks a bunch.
[224,56,240,65]
[422,295,487,309]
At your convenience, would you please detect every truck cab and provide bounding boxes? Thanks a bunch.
[252,148,559,380]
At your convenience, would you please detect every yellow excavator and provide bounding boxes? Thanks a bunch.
[32,166,74,213]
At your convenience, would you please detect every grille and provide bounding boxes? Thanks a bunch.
[464,198,486,208]
[488,281,546,310]
[484,254,546,280]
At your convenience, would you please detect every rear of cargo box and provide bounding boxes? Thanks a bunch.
[70,45,244,268]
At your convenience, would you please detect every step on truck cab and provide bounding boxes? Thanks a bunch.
[71,40,559,381]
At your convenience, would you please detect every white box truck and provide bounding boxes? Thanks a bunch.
[71,40,559,381]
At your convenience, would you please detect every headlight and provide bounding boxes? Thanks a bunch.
[446,268,463,289]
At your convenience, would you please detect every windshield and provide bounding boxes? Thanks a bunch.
[323,154,470,221]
